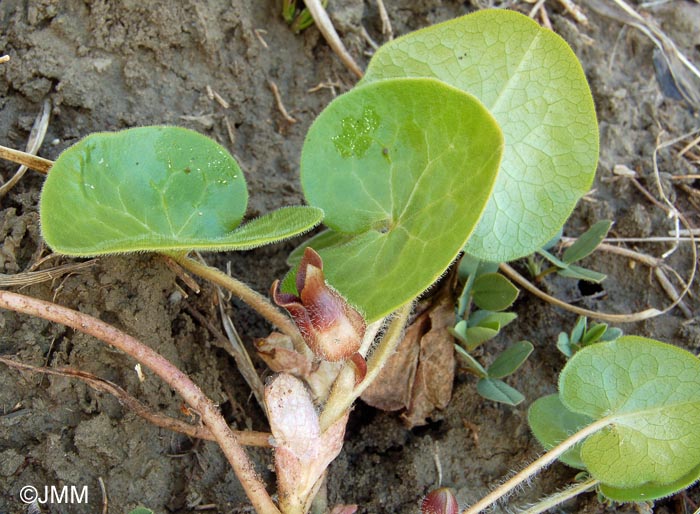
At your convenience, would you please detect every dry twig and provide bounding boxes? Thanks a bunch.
[304,0,364,79]
[0,144,53,174]
[0,260,96,288]
[376,0,393,40]
[205,85,230,109]
[556,0,589,25]
[98,476,108,514]
[254,28,269,49]
[268,80,297,124]
[0,99,51,197]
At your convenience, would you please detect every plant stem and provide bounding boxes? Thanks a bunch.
[173,254,307,352]
[534,266,558,282]
[462,417,611,514]
[0,144,53,173]
[0,290,281,514]
[319,303,411,431]
[518,477,599,514]
[499,262,662,323]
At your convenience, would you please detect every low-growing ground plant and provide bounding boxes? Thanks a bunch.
[1,7,696,514]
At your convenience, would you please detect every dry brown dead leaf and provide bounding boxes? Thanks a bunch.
[360,310,426,411]
[402,296,455,427]
[361,295,456,427]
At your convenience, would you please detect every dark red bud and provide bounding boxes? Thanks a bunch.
[421,488,459,514]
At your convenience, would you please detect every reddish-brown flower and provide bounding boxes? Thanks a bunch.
[271,248,366,376]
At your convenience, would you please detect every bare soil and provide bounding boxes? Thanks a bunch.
[1,1,699,513]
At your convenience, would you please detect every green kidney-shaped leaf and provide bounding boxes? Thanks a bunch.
[362,9,599,262]
[560,336,700,490]
[40,127,322,255]
[528,394,593,469]
[300,78,503,321]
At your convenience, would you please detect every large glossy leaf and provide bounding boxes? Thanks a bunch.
[362,9,598,262]
[40,127,322,255]
[560,337,700,490]
[300,78,503,321]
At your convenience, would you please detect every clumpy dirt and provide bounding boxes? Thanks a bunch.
[1,1,699,513]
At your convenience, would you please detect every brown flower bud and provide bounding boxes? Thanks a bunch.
[421,488,459,514]
[272,248,366,364]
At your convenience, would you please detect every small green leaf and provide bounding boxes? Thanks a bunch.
[558,264,607,283]
[560,336,700,490]
[477,378,525,406]
[528,394,592,469]
[455,345,488,377]
[600,327,623,342]
[538,248,569,269]
[469,310,517,330]
[581,322,608,345]
[563,220,612,264]
[570,316,586,345]
[128,509,154,514]
[457,253,482,283]
[471,273,518,311]
[557,332,573,358]
[487,341,533,379]
[282,0,296,23]
[463,326,499,351]
[451,319,469,339]
[363,10,599,262]
[456,279,473,320]
[300,78,503,321]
